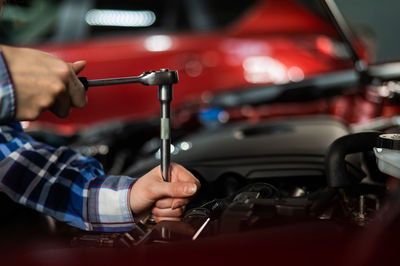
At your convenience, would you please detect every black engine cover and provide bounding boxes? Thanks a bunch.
[125,116,349,183]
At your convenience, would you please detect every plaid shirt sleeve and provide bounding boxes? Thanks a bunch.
[0,122,137,232]
[0,48,16,123]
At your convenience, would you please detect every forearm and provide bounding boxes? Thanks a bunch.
[0,123,136,231]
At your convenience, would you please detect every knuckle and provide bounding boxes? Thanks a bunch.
[30,106,42,120]
[24,109,40,121]
[175,208,183,216]
[50,81,66,94]
[56,64,71,80]
[152,208,161,217]
[38,96,53,109]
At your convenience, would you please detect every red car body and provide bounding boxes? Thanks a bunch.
[33,0,353,133]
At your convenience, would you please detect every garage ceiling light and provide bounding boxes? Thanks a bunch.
[85,9,156,27]
[144,35,173,52]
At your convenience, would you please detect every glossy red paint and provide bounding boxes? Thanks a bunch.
[33,0,353,133]
[229,0,336,36]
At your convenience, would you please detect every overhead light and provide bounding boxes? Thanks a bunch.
[144,35,173,52]
[85,9,156,27]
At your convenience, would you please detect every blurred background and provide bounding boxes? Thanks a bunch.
[0,0,399,133]
[1,0,399,62]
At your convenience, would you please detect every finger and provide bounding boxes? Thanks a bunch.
[153,216,181,223]
[70,60,86,74]
[170,163,200,187]
[155,198,189,209]
[68,63,87,109]
[49,91,71,118]
[152,206,184,217]
[155,198,173,208]
[152,181,198,199]
[171,198,189,210]
[67,61,87,108]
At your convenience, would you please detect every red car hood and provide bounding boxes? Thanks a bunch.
[31,0,350,133]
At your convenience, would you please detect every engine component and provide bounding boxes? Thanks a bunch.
[375,133,400,178]
[71,222,151,248]
[125,116,350,184]
[325,132,381,187]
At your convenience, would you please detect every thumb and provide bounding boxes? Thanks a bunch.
[70,60,86,74]
[156,182,198,198]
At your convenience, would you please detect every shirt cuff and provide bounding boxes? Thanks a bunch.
[0,48,16,123]
[87,175,137,232]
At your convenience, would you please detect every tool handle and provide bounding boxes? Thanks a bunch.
[79,77,89,91]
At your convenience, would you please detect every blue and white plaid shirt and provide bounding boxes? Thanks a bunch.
[0,49,15,123]
[0,48,137,231]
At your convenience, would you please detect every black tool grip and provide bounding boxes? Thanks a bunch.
[79,77,89,91]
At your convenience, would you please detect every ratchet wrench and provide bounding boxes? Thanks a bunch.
[79,69,178,182]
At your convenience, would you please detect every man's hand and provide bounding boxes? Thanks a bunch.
[1,45,87,120]
[130,163,200,222]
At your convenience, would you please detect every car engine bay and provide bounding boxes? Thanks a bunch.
[3,113,400,265]
[3,1,400,265]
